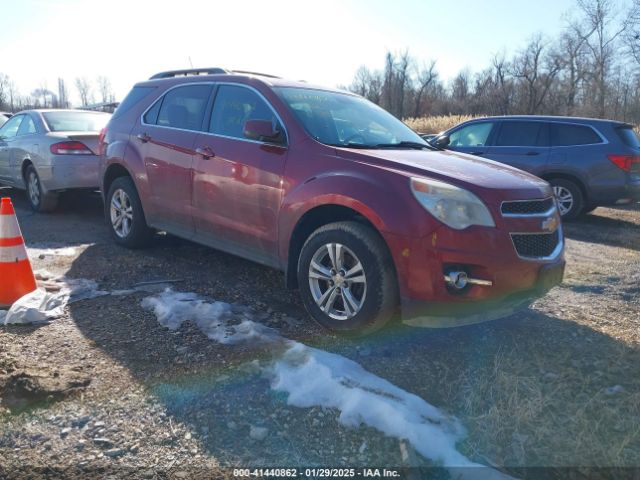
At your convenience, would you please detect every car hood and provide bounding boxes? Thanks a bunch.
[337,147,552,202]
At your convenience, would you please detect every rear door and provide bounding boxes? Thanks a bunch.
[445,120,498,157]
[485,120,550,174]
[133,83,213,235]
[0,114,24,183]
[549,122,604,166]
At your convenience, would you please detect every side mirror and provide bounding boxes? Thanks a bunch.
[243,119,284,144]
[433,134,450,149]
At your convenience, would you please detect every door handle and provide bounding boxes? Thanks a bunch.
[525,151,540,156]
[136,133,151,143]
[195,146,215,159]
[470,151,484,156]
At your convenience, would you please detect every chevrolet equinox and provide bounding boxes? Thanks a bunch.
[99,68,565,334]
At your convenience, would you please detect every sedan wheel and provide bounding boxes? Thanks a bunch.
[24,165,58,213]
[27,171,40,207]
[553,185,573,216]
[110,188,134,238]
[308,243,367,321]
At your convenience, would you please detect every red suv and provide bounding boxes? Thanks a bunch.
[99,68,565,334]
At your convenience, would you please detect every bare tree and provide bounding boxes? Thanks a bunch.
[413,60,438,117]
[58,78,69,109]
[96,75,113,104]
[75,77,93,106]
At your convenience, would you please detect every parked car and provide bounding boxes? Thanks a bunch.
[0,109,110,212]
[100,69,565,334]
[430,116,640,219]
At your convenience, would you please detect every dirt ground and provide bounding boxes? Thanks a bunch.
[0,187,638,479]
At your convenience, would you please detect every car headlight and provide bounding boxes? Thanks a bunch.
[410,177,495,230]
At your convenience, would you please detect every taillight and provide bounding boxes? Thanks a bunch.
[50,141,94,155]
[98,128,107,156]
[608,154,640,172]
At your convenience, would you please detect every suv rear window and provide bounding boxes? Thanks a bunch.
[112,86,156,120]
[495,121,545,147]
[550,123,601,146]
[616,126,640,148]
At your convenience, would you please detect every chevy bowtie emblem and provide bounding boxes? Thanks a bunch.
[541,216,559,232]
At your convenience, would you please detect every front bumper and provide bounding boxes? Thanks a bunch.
[38,156,100,192]
[402,260,565,327]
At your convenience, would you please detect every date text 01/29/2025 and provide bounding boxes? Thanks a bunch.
[232,468,401,477]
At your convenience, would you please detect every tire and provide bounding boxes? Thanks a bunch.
[550,178,584,220]
[106,176,153,248]
[24,165,58,213]
[297,221,399,335]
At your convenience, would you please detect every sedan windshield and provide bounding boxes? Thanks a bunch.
[42,111,110,132]
[275,87,429,149]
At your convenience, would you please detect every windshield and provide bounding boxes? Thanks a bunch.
[275,87,428,148]
[42,111,110,132]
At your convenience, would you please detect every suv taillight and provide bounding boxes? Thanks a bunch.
[608,154,640,172]
[50,141,94,155]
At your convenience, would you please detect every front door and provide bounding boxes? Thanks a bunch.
[192,84,287,265]
[132,84,213,235]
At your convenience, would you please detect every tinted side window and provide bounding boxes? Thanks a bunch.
[448,122,495,147]
[495,122,544,147]
[112,86,156,120]
[0,115,23,139]
[156,85,212,131]
[551,123,601,146]
[17,116,37,136]
[209,85,279,140]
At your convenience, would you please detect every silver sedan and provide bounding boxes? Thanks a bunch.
[0,109,110,212]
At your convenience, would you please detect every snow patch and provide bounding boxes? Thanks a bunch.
[26,243,83,258]
[1,272,108,325]
[141,289,510,476]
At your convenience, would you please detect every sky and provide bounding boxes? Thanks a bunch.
[0,0,578,106]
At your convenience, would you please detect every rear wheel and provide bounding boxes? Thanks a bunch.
[297,221,398,335]
[106,176,153,248]
[550,178,584,220]
[24,165,58,213]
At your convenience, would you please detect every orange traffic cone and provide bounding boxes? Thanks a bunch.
[0,197,37,308]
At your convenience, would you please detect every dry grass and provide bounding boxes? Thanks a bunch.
[404,115,479,134]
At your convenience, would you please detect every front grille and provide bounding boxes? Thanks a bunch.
[501,198,555,215]
[511,230,560,258]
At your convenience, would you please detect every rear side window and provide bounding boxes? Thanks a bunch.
[616,127,640,148]
[0,114,23,139]
[112,86,156,120]
[495,121,545,147]
[551,123,601,146]
[448,122,495,147]
[17,116,36,136]
[209,85,280,139]
[155,85,212,131]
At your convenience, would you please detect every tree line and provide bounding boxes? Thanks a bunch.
[0,74,115,112]
[345,0,640,123]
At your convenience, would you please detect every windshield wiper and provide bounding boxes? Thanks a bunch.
[373,141,432,150]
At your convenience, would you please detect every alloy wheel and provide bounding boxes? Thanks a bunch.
[28,172,40,207]
[308,243,367,320]
[110,188,134,238]
[553,185,574,216]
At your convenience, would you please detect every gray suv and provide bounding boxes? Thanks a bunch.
[431,116,640,219]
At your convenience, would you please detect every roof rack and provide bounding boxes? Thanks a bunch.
[149,68,280,80]
[230,70,281,79]
[149,68,229,79]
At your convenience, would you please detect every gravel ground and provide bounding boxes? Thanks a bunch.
[0,187,638,479]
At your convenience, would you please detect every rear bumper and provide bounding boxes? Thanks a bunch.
[38,156,100,192]
[401,260,565,327]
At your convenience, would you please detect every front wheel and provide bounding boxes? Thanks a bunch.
[106,176,153,248]
[297,221,398,335]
